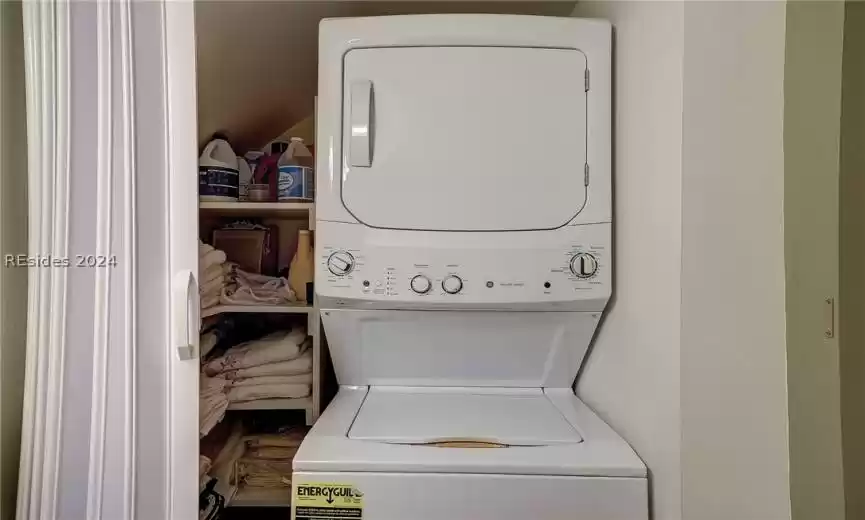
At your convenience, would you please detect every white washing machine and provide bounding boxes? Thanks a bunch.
[292,14,647,520]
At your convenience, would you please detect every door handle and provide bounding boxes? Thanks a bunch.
[173,270,199,360]
[349,80,373,167]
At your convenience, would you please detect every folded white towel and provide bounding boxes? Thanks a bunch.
[199,242,214,256]
[201,293,220,310]
[201,262,230,285]
[204,329,307,375]
[227,383,310,403]
[200,376,229,437]
[228,373,313,387]
[199,275,225,296]
[200,331,219,359]
[199,249,227,273]
[199,455,212,480]
[223,350,312,379]
[219,268,295,306]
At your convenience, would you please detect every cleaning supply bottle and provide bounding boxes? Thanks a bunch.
[237,156,253,201]
[277,137,314,201]
[199,138,240,202]
[288,230,314,303]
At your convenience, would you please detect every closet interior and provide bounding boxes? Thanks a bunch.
[194,2,576,518]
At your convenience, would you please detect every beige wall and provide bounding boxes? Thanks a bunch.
[0,1,28,519]
[573,2,791,519]
[839,3,865,519]
[783,2,847,519]
[570,4,684,520]
[679,3,790,519]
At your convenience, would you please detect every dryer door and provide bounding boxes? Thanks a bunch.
[341,46,588,231]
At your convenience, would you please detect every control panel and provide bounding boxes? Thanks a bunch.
[316,221,610,307]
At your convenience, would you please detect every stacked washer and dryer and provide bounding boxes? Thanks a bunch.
[292,14,647,520]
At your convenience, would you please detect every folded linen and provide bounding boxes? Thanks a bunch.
[226,383,310,402]
[199,455,212,481]
[223,350,312,380]
[228,373,313,387]
[200,393,228,438]
[219,268,295,306]
[200,376,229,437]
[204,329,307,375]
[199,275,225,296]
[244,429,307,449]
[200,293,220,310]
[200,331,219,359]
[200,248,227,273]
[201,262,231,285]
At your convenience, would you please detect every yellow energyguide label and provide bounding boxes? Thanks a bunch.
[293,482,363,520]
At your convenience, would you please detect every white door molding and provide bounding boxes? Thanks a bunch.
[17,1,195,519]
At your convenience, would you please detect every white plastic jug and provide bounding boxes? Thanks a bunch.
[199,139,239,202]
[277,137,314,201]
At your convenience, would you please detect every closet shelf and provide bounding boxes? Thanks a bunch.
[227,396,312,411]
[230,486,292,508]
[200,201,313,218]
[202,303,313,318]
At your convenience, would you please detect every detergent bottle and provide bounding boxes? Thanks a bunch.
[277,137,314,201]
[199,138,239,202]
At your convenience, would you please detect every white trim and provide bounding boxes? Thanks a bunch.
[163,2,200,519]
[17,2,72,518]
[119,0,137,517]
[44,1,70,517]
[85,1,113,518]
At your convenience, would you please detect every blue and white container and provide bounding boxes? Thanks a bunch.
[277,137,314,201]
[199,139,240,202]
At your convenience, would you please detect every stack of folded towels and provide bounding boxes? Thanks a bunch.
[235,427,308,497]
[199,239,296,310]
[199,327,312,437]
[199,241,230,310]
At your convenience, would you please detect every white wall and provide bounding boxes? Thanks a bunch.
[574,2,791,520]
[572,4,684,520]
[0,2,28,519]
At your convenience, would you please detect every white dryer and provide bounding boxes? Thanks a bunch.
[292,14,647,520]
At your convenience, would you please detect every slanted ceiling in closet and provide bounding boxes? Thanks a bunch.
[195,1,577,152]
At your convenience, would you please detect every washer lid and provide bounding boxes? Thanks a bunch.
[348,387,583,446]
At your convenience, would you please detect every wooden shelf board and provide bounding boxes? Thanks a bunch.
[227,396,312,411]
[229,486,292,508]
[202,303,313,318]
[199,201,313,219]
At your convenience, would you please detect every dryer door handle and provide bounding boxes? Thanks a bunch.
[349,80,373,167]
[173,269,199,360]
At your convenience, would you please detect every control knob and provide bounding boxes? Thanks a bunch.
[570,252,599,279]
[327,251,355,276]
[442,275,464,294]
[410,275,432,294]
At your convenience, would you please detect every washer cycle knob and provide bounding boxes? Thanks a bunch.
[410,275,432,294]
[442,275,463,294]
[570,253,599,279]
[327,251,355,276]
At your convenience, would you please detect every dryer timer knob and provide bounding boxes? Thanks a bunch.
[327,251,355,276]
[570,253,599,279]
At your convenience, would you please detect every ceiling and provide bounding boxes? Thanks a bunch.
[195,1,577,152]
